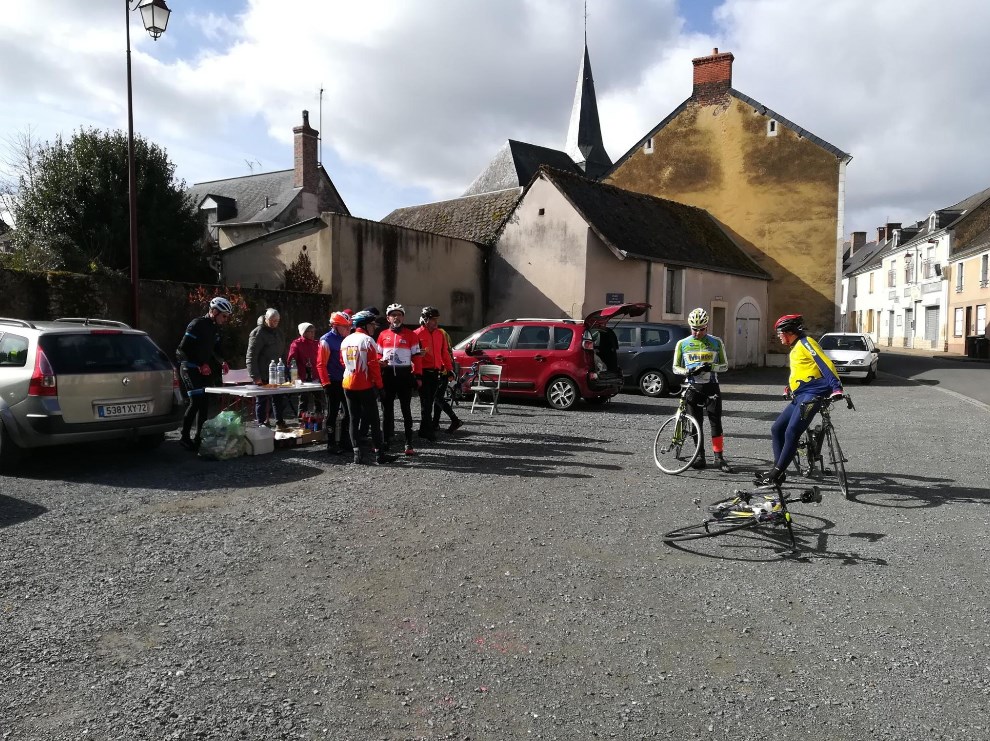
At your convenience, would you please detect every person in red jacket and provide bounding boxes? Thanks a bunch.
[377,303,422,456]
[413,306,462,441]
[340,310,391,465]
[286,322,323,418]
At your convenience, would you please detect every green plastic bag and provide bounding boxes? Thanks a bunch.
[198,411,246,460]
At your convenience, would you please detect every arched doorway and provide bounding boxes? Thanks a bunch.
[735,301,761,367]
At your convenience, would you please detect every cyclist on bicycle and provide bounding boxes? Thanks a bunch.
[755,314,844,487]
[672,307,733,473]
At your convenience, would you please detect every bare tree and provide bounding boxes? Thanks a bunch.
[0,126,42,223]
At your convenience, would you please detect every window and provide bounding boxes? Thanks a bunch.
[887,265,896,288]
[954,308,964,337]
[614,327,635,347]
[664,268,683,315]
[552,327,574,350]
[981,254,989,287]
[473,326,514,350]
[905,260,915,285]
[0,333,29,367]
[956,262,964,293]
[538,208,545,216]
[851,277,858,297]
[515,325,550,349]
[978,304,988,335]
[38,334,171,374]
[869,273,875,293]
[641,328,671,347]
[644,137,653,153]
[767,119,778,136]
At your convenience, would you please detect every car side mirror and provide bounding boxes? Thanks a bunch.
[465,341,477,356]
[873,348,880,354]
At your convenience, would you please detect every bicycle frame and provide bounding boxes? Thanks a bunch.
[653,385,703,474]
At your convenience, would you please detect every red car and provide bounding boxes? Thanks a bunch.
[452,303,649,410]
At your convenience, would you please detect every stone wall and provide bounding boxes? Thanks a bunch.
[0,268,332,370]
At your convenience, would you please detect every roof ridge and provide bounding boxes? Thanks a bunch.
[192,168,293,186]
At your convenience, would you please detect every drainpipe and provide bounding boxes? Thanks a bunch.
[644,262,652,321]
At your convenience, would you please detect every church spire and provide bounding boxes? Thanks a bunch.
[564,42,612,179]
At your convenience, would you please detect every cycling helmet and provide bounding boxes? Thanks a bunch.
[420,305,440,321]
[386,303,405,316]
[209,296,233,315]
[330,311,352,327]
[350,310,377,328]
[774,314,805,334]
[687,308,709,330]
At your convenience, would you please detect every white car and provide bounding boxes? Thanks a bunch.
[818,332,879,384]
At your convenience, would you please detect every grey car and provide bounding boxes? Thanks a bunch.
[0,317,184,470]
[610,322,691,397]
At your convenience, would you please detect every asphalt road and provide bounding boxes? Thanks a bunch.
[878,350,990,408]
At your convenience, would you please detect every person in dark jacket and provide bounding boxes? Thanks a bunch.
[246,308,289,431]
[176,296,232,450]
[317,311,352,454]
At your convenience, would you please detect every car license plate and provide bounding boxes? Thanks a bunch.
[96,402,150,419]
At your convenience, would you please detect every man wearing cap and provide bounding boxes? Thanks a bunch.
[340,310,391,465]
[318,311,352,455]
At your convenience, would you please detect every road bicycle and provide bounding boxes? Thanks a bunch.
[652,384,703,474]
[663,485,823,550]
[792,393,855,499]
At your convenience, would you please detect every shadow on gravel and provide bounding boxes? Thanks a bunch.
[0,494,47,528]
[846,472,990,509]
[665,513,890,566]
[5,440,326,491]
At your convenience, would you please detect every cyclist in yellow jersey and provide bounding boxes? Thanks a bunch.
[755,314,844,487]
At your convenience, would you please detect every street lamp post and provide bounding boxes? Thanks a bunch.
[126,0,171,328]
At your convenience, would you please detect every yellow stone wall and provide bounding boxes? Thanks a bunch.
[606,97,844,346]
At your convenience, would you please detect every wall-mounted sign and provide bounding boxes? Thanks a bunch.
[606,292,624,305]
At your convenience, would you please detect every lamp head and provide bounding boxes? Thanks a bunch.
[138,0,171,40]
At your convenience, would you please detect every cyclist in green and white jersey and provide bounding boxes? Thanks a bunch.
[672,308,734,473]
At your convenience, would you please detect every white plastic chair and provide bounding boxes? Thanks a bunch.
[470,364,503,415]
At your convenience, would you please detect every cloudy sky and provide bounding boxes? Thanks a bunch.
[3,0,989,238]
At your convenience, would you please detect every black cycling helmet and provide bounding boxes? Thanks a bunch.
[419,306,440,324]
[774,314,805,334]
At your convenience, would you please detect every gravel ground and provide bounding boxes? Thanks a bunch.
[2,369,990,740]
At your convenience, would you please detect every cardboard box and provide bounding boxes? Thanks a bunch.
[274,427,328,448]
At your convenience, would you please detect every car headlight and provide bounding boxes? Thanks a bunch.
[849,358,865,365]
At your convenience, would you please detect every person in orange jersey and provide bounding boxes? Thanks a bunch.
[340,310,392,465]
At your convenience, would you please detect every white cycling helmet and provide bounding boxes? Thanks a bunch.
[386,303,405,316]
[687,307,709,330]
[209,296,233,315]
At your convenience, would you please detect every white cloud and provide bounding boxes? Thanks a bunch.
[2,0,989,228]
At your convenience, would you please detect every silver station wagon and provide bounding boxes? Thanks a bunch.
[0,317,184,470]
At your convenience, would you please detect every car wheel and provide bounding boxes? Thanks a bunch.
[0,421,24,472]
[545,376,578,410]
[861,368,876,385]
[638,370,669,397]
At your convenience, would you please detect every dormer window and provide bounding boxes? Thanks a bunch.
[891,229,900,247]
[929,213,937,230]
[644,137,654,154]
[767,120,778,137]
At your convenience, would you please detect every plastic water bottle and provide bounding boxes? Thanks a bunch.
[268,359,277,384]
[289,358,299,384]
[276,358,286,385]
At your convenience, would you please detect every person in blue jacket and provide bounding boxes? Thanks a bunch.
[317,311,352,454]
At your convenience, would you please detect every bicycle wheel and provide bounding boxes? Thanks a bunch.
[824,426,849,499]
[663,514,758,542]
[653,413,702,475]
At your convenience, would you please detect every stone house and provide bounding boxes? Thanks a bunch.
[186,111,349,252]
[605,49,852,355]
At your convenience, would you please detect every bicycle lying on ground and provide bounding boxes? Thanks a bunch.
[791,393,855,499]
[663,485,823,550]
[652,384,702,474]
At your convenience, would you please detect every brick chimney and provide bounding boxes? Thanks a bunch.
[692,48,734,102]
[293,110,319,194]
[877,226,887,243]
[850,231,867,254]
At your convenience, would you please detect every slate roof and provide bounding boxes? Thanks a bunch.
[607,89,850,176]
[462,140,580,197]
[381,189,522,245]
[564,45,612,178]
[538,167,770,280]
[187,170,300,226]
